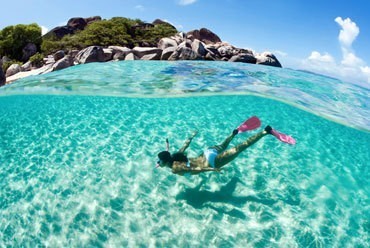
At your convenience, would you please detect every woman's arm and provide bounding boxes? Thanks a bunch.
[178,130,198,153]
[172,165,221,175]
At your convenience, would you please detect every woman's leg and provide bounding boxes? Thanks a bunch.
[209,130,238,153]
[215,129,269,167]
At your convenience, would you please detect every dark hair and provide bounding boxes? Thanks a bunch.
[157,151,188,167]
[158,151,172,163]
[171,152,188,163]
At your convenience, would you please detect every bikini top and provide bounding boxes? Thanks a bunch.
[186,160,191,168]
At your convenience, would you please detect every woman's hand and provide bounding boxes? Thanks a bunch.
[190,130,198,139]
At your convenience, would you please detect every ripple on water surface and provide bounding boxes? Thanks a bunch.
[1,61,369,131]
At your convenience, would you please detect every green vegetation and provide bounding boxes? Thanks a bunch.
[0,23,42,62]
[2,60,22,72]
[1,17,178,62]
[41,33,83,55]
[78,17,138,47]
[29,52,44,67]
[133,22,178,46]
[40,17,177,55]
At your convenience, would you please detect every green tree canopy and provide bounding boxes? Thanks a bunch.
[41,17,178,54]
[134,23,178,46]
[77,17,137,47]
[0,23,42,61]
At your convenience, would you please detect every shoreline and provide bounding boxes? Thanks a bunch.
[2,32,282,86]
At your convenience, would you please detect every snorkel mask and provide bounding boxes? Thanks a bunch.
[156,138,169,168]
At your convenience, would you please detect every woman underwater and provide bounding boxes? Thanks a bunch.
[156,116,296,175]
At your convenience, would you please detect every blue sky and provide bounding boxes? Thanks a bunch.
[1,0,370,87]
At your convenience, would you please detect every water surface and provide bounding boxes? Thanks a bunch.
[0,61,369,247]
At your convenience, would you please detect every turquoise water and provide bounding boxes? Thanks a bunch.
[0,61,369,246]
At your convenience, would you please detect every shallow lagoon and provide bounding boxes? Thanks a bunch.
[0,61,369,246]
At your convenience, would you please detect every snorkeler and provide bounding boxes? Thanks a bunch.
[156,116,296,175]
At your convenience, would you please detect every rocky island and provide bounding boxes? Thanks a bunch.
[0,16,282,86]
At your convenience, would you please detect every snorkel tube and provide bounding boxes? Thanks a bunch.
[165,138,169,152]
[155,138,170,168]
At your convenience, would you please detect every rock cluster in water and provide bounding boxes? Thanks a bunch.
[3,17,282,85]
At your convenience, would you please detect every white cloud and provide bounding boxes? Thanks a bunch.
[334,17,359,47]
[301,17,369,88]
[308,51,334,63]
[302,51,337,76]
[361,66,370,83]
[41,26,49,35]
[361,66,370,74]
[301,55,369,88]
[178,0,197,6]
[135,5,145,11]
[341,51,363,67]
[334,17,364,69]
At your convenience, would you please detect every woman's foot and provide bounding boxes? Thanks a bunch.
[264,125,273,134]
